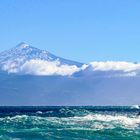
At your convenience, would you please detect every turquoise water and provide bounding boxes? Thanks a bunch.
[0,106,140,140]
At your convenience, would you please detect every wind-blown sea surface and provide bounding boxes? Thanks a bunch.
[0,106,140,140]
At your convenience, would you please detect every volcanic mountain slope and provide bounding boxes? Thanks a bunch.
[0,42,82,66]
[0,43,83,75]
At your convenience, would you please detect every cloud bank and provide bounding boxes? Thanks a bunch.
[2,60,140,77]
[20,60,80,76]
[90,61,140,72]
[2,59,81,76]
[88,61,140,77]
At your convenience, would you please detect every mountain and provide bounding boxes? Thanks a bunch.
[0,42,82,66]
[0,43,83,75]
[0,43,140,106]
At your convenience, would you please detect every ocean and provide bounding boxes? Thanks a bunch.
[0,106,140,140]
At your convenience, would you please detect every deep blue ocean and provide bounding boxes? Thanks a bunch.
[0,106,140,140]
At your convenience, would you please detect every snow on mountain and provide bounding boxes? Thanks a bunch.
[0,43,83,76]
[0,43,140,77]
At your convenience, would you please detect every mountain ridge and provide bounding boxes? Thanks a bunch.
[0,42,83,66]
[0,43,83,75]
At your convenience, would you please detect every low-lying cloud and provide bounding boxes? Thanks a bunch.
[88,61,140,77]
[90,61,140,72]
[2,60,140,77]
[20,59,80,76]
[2,59,81,76]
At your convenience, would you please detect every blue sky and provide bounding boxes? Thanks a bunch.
[0,0,140,63]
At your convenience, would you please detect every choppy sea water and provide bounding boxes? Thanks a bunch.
[0,106,140,140]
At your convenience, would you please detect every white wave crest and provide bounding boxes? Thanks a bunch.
[73,114,140,130]
[0,114,140,131]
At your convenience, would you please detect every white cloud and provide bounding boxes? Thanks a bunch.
[2,61,18,73]
[2,60,140,77]
[2,58,25,73]
[2,59,81,76]
[90,61,140,72]
[86,61,140,77]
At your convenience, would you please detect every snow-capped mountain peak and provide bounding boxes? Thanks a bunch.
[0,42,82,64]
[0,43,83,75]
[16,42,29,49]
